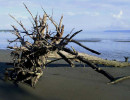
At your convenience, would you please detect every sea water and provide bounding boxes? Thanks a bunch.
[0,31,130,62]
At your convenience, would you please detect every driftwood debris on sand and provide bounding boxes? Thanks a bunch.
[4,4,130,87]
[49,51,130,67]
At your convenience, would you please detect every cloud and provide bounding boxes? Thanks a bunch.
[66,12,76,16]
[0,0,130,31]
[113,10,123,19]
[9,13,29,20]
[66,11,100,16]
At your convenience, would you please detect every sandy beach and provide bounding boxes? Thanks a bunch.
[0,49,130,100]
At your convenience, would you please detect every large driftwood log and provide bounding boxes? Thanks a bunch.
[48,51,130,67]
[4,4,130,87]
[81,53,130,67]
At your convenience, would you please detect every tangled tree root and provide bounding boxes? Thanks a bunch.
[3,4,130,87]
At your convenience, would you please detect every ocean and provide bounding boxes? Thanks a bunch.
[0,31,130,62]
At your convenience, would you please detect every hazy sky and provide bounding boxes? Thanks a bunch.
[0,0,130,31]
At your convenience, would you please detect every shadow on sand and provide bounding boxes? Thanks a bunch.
[0,62,45,100]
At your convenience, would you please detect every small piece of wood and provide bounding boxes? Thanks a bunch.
[108,76,130,84]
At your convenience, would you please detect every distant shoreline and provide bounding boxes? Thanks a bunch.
[0,30,14,32]
[104,30,130,33]
[75,39,101,42]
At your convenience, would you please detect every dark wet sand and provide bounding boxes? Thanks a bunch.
[0,49,130,100]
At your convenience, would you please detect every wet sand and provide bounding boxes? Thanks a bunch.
[0,49,130,100]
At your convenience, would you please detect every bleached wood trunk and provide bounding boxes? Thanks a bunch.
[48,51,130,67]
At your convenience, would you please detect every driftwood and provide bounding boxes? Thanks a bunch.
[69,52,130,67]
[4,4,130,87]
[124,57,129,62]
[47,51,130,67]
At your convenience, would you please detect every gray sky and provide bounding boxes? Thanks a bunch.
[0,0,130,31]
